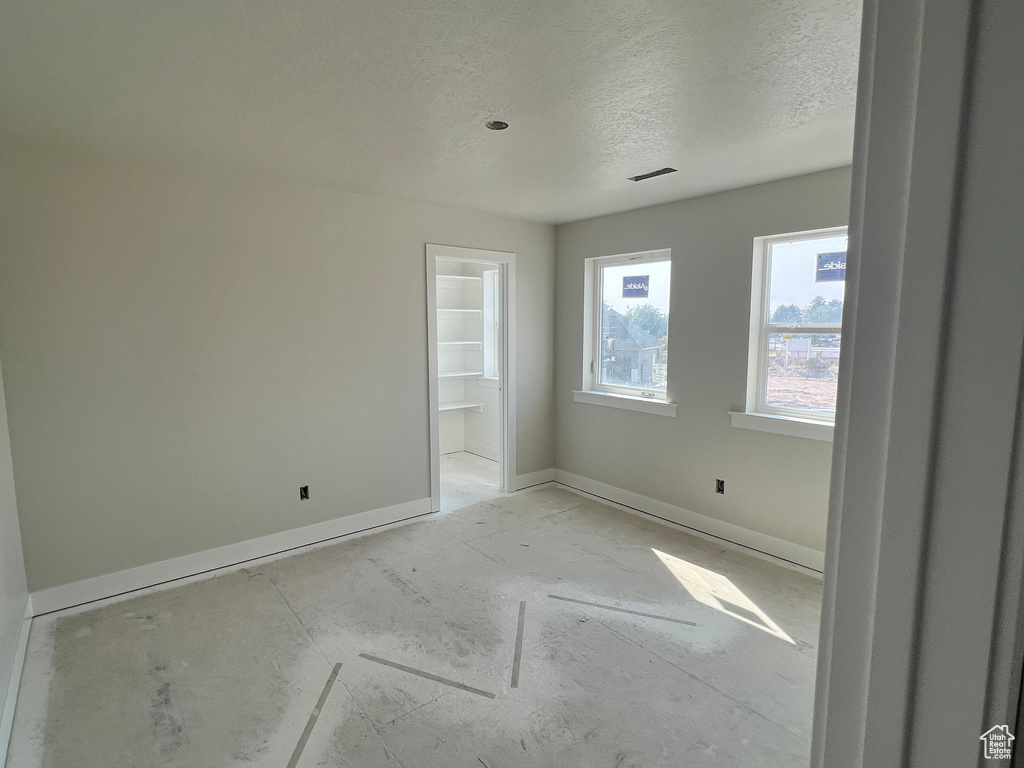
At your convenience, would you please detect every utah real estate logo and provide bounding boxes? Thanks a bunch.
[980,725,1014,760]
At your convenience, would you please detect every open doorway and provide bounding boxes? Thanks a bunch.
[425,245,515,513]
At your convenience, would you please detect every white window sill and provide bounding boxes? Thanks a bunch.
[573,390,677,417]
[729,411,834,442]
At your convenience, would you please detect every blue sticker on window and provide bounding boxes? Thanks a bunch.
[622,275,649,297]
[816,252,846,282]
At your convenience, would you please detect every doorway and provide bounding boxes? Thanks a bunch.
[425,245,515,513]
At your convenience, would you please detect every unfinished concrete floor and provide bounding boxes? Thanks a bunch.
[7,486,822,768]
[440,451,501,512]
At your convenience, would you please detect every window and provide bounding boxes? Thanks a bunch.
[742,227,848,428]
[581,249,672,403]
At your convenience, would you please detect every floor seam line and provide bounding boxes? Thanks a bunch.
[593,617,803,736]
[384,690,452,727]
[336,676,411,768]
[261,572,333,668]
[520,617,591,655]
[457,538,519,573]
[455,503,583,547]
[477,615,592,682]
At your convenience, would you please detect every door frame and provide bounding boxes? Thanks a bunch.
[425,244,516,512]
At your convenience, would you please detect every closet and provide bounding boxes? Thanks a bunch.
[435,260,500,459]
[427,244,514,513]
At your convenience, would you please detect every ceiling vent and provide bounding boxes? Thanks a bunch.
[628,167,677,182]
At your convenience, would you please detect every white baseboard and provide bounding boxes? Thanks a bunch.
[464,441,500,463]
[552,470,824,575]
[1,598,32,768]
[26,472,822,616]
[30,498,432,617]
[513,468,555,492]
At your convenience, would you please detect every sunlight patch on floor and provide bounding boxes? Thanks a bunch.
[652,548,795,644]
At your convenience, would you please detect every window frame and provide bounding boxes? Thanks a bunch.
[582,248,672,401]
[745,226,848,425]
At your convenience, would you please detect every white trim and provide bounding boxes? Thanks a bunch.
[30,498,431,616]
[814,0,1024,762]
[513,468,555,491]
[729,411,834,441]
[426,252,441,512]
[572,390,678,417]
[1,599,32,768]
[464,440,499,462]
[552,470,824,574]
[426,245,517,511]
[482,269,500,379]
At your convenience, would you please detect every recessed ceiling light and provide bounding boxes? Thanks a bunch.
[628,167,678,182]
[485,120,509,131]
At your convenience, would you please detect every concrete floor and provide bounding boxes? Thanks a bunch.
[440,451,501,512]
[7,485,822,768]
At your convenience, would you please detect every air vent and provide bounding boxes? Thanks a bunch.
[628,167,677,182]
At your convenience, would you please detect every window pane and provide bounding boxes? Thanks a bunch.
[765,332,841,414]
[599,260,670,390]
[768,234,847,325]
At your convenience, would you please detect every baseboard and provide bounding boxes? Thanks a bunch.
[552,470,824,575]
[30,498,432,616]
[513,468,555,492]
[26,472,821,615]
[1,598,32,768]
[464,441,500,463]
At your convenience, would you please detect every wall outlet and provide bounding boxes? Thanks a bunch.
[299,485,309,500]
[715,479,725,495]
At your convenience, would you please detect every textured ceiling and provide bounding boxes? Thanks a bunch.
[0,0,862,224]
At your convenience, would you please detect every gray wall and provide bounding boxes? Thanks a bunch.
[554,167,852,554]
[0,138,554,592]
[0,355,27,735]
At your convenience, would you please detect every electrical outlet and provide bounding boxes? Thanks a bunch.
[299,485,309,500]
[715,479,725,495]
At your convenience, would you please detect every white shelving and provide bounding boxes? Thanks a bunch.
[438,401,483,412]
[436,271,485,449]
[436,275,482,283]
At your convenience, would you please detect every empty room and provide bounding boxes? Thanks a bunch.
[3,1,1023,767]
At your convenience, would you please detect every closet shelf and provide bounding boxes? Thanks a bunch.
[437,275,483,282]
[439,401,483,412]
[439,341,482,347]
[437,308,482,314]
[439,371,484,378]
